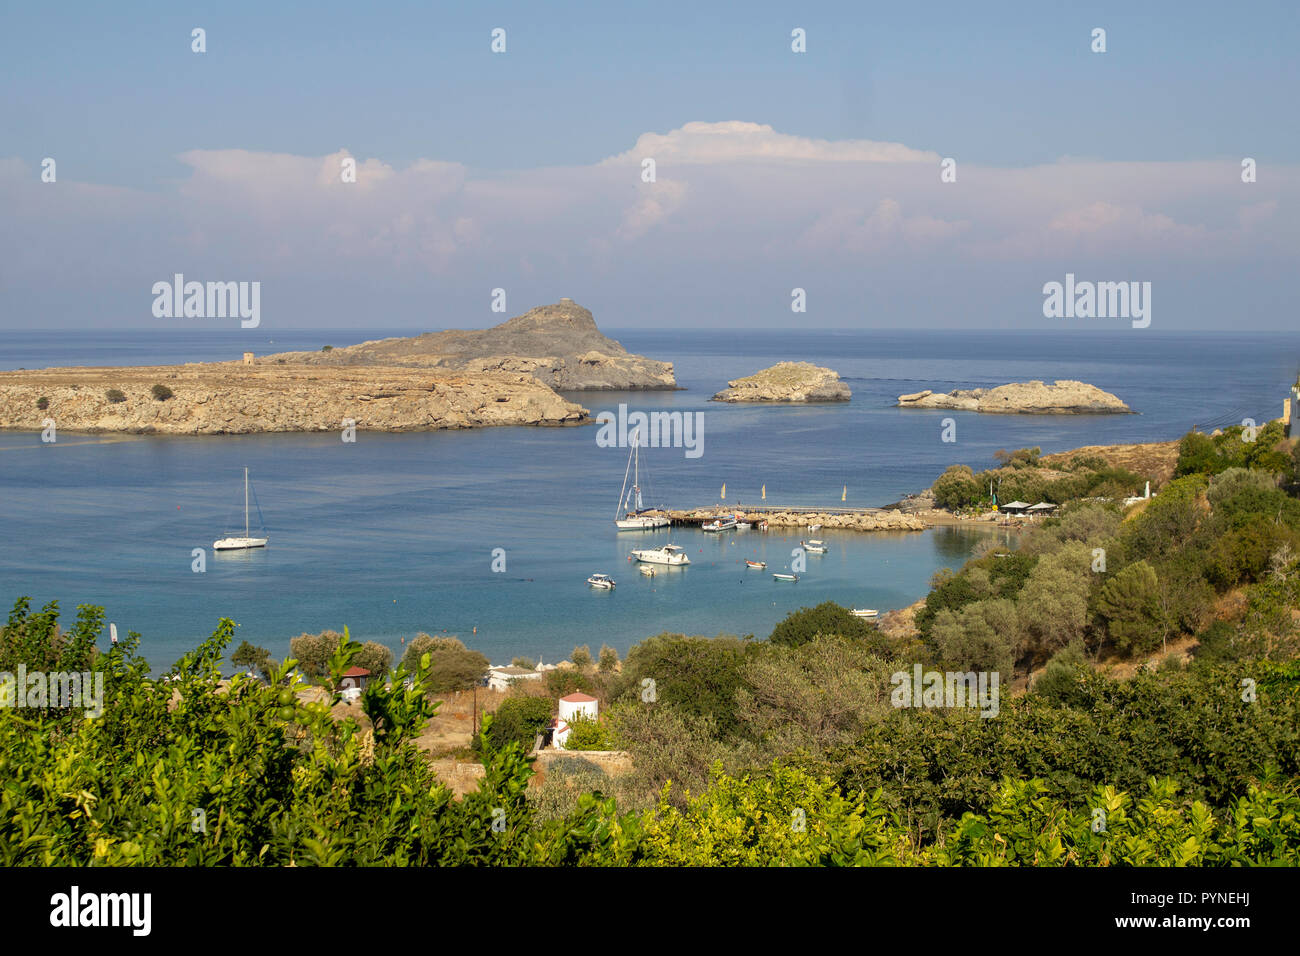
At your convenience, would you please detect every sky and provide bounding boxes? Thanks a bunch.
[1,0,1297,331]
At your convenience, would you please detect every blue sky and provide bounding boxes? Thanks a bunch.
[2,1,1297,330]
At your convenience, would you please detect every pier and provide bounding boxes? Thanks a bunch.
[652,504,904,528]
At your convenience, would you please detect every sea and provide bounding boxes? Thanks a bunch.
[2,328,1296,671]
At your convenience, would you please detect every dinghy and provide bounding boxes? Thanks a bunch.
[745,560,766,569]
[772,573,798,582]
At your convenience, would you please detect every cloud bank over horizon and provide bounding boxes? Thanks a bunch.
[3,121,1294,331]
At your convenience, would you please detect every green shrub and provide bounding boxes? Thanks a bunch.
[322,345,334,351]
[150,383,173,401]
[481,695,553,752]
[770,601,890,653]
[35,396,49,411]
[105,388,126,404]
[402,634,488,694]
[563,714,614,751]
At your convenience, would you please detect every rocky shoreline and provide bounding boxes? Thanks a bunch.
[0,362,589,434]
[712,362,850,403]
[265,300,676,392]
[897,380,1131,414]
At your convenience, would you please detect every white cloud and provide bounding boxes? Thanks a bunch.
[599,120,938,166]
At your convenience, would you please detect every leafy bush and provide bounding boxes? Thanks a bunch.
[932,465,986,510]
[563,714,614,750]
[769,601,889,651]
[401,634,488,694]
[598,644,619,672]
[289,629,345,678]
[321,345,333,351]
[481,695,553,752]
[571,644,594,668]
[105,388,126,404]
[35,396,48,410]
[150,383,173,401]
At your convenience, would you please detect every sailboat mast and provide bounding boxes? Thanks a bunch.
[244,467,250,538]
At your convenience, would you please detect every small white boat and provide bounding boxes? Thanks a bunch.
[639,565,656,577]
[801,539,828,554]
[758,520,769,531]
[851,608,879,618]
[736,522,751,530]
[214,468,268,551]
[808,524,822,532]
[631,544,691,566]
[587,573,616,589]
[702,517,738,532]
[745,560,766,569]
[773,572,798,582]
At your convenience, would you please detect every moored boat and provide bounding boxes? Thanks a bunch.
[639,565,656,577]
[587,573,616,589]
[772,572,798,582]
[851,608,879,618]
[214,467,269,551]
[613,428,671,530]
[745,560,766,569]
[631,544,691,566]
[702,517,738,532]
[801,539,827,554]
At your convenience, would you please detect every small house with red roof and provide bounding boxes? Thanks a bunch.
[340,666,371,691]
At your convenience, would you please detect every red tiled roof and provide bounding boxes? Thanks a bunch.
[560,692,597,702]
[342,666,371,677]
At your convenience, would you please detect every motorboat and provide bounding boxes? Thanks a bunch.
[630,544,691,566]
[801,539,828,554]
[808,524,822,532]
[772,573,798,582]
[639,565,656,577]
[702,517,737,532]
[745,560,766,569]
[851,608,879,618]
[587,573,616,589]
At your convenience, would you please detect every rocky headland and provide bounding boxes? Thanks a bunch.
[896,380,1131,414]
[0,363,588,434]
[711,362,851,403]
[265,300,676,391]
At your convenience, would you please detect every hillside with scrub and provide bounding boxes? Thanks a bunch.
[3,421,1299,866]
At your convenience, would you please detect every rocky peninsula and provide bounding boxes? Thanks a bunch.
[712,362,851,403]
[897,380,1131,414]
[0,363,588,434]
[265,300,676,391]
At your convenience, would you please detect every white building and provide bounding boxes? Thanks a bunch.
[554,692,598,750]
[486,665,543,692]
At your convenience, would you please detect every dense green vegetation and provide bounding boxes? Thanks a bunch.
[1,610,1295,865]
[4,425,1298,866]
[931,447,1145,512]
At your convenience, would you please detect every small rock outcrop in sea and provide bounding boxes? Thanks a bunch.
[0,363,588,434]
[264,300,676,391]
[896,380,1131,414]
[711,362,851,403]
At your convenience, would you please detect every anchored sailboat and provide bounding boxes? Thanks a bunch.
[614,428,670,530]
[214,467,268,551]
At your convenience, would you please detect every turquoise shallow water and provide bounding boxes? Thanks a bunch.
[2,328,1295,669]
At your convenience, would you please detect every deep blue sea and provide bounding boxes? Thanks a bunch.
[2,328,1296,670]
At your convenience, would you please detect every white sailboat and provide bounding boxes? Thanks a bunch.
[614,428,670,530]
[214,467,268,551]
